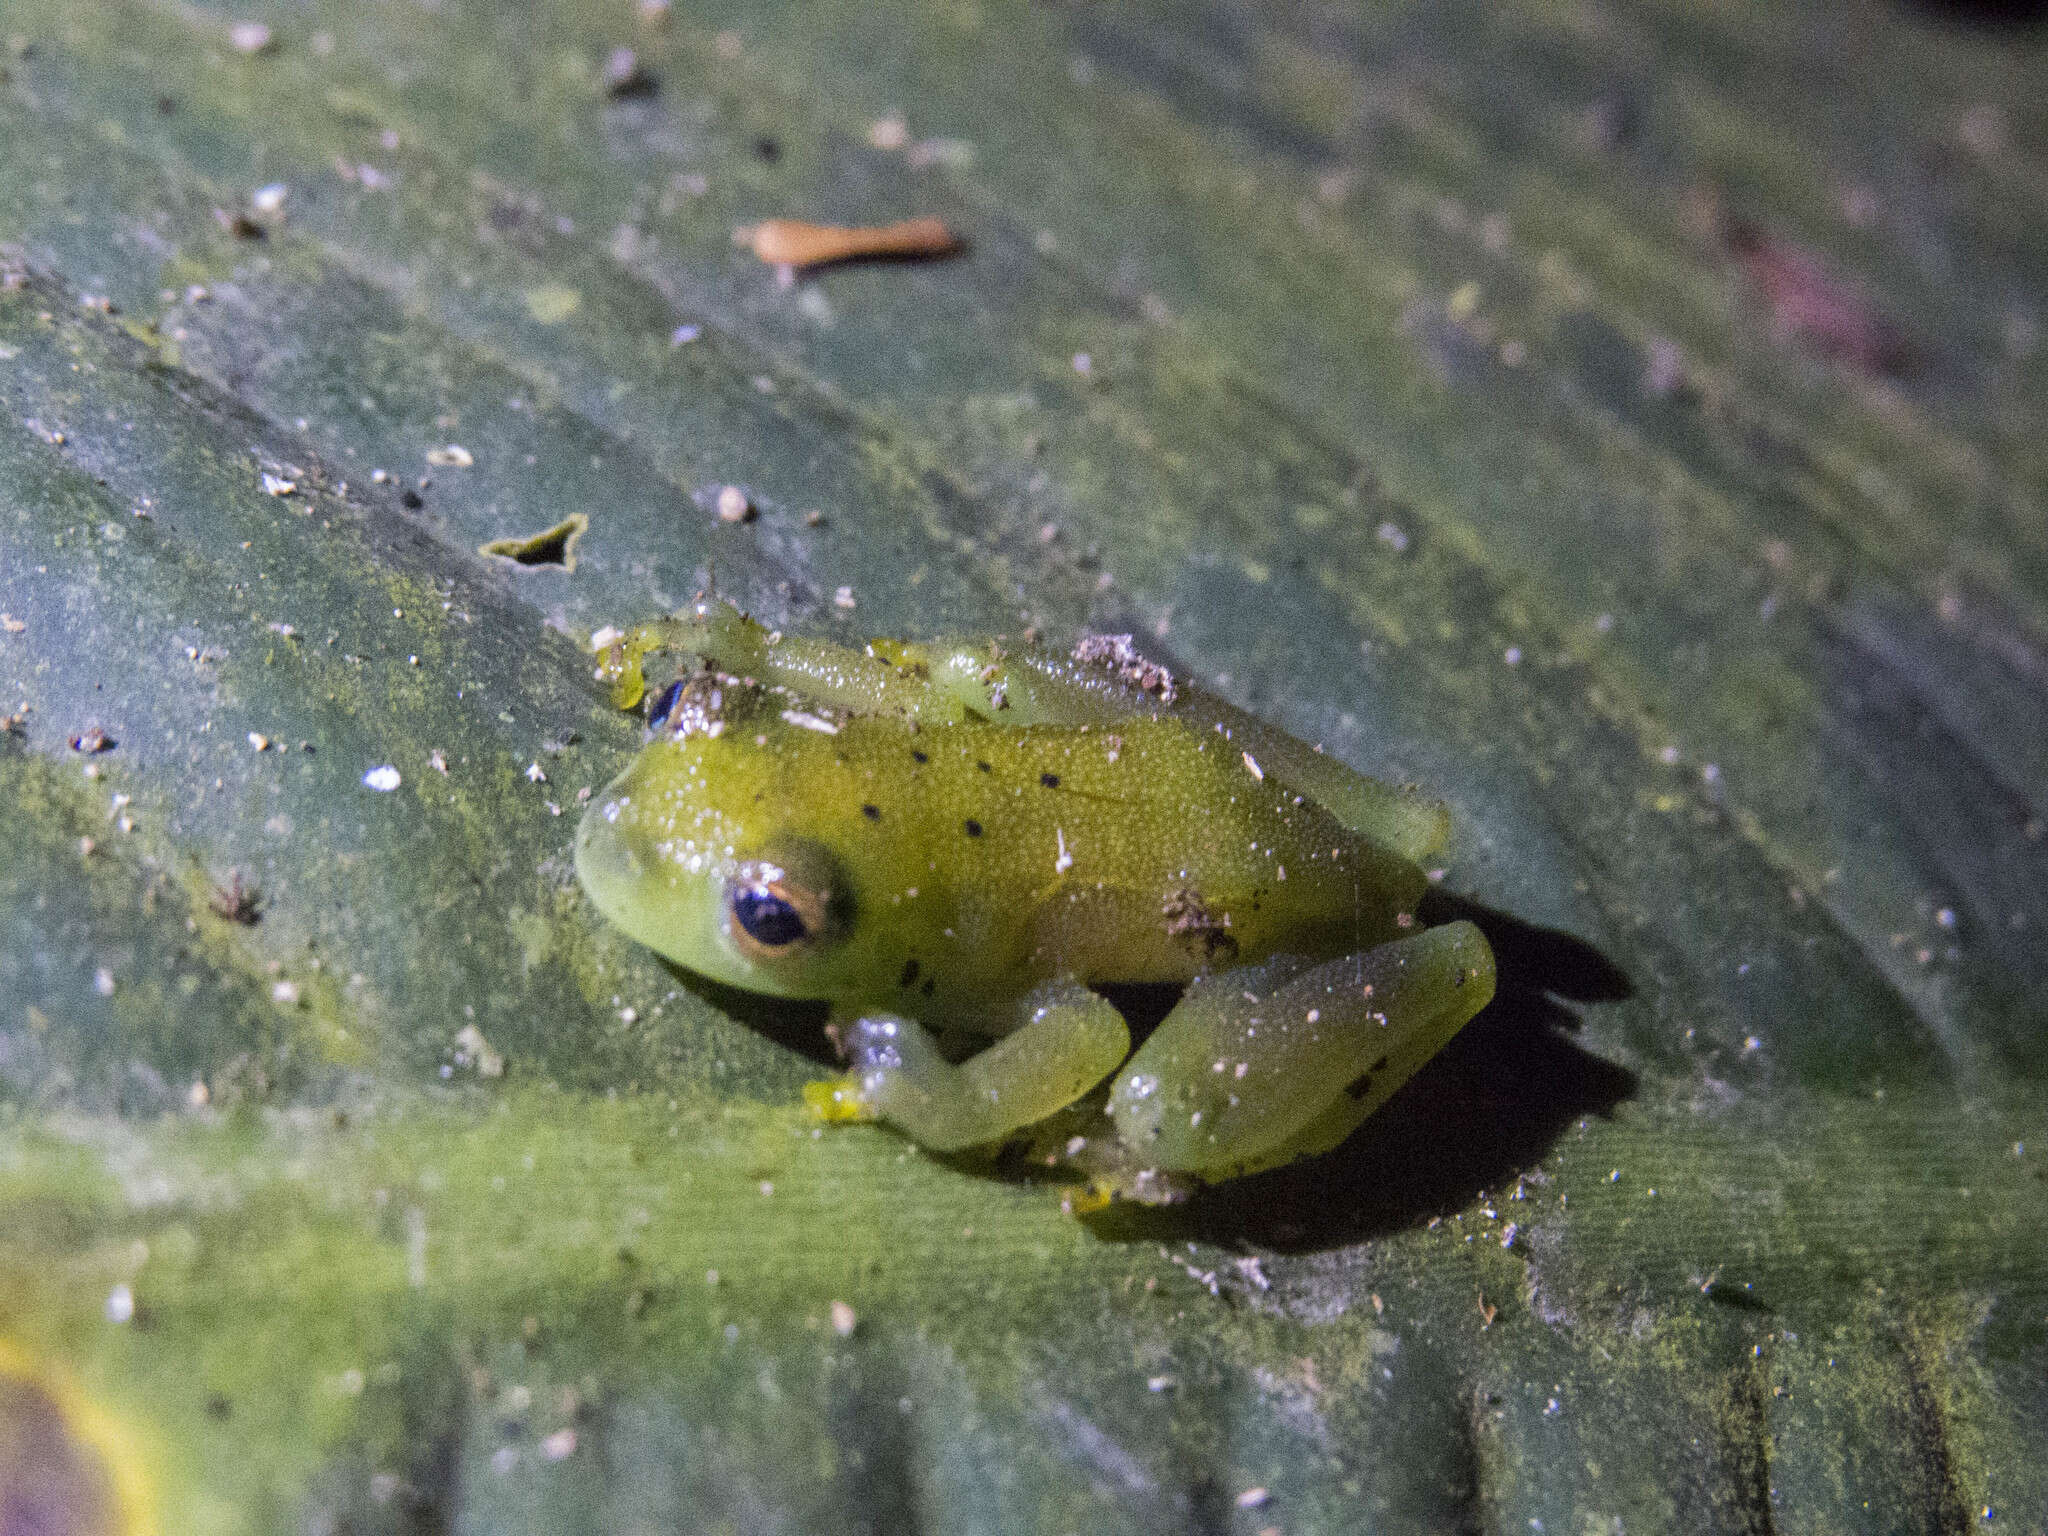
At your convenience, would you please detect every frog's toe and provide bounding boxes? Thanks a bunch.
[801,1014,913,1125]
[1060,1181,1117,1216]
[802,1077,879,1123]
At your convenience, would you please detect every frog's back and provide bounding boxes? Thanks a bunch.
[811,712,1427,1021]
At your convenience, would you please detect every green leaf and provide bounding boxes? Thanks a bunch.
[1,1,2042,1531]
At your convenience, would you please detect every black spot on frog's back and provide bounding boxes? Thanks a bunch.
[963,818,984,838]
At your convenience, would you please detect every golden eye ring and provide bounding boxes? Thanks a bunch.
[727,858,834,959]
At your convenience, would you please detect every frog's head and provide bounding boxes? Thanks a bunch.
[575,676,908,1002]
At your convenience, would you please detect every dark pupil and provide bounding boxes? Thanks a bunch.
[648,679,686,730]
[732,886,808,947]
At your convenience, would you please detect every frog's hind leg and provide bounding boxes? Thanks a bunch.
[806,981,1130,1153]
[1171,696,1452,864]
[1105,921,1495,1180]
[595,600,1029,723]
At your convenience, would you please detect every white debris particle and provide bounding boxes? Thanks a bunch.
[1659,744,1681,766]
[271,979,301,1006]
[1935,907,1956,929]
[426,443,474,468]
[429,748,449,774]
[1242,751,1264,781]
[1235,1487,1270,1510]
[1503,646,1523,666]
[526,762,548,783]
[261,473,297,497]
[1071,351,1093,375]
[670,324,701,346]
[589,625,625,651]
[833,585,857,610]
[1376,521,1410,553]
[715,485,753,523]
[1054,827,1074,874]
[830,1300,858,1337]
[454,1023,505,1078]
[229,21,274,53]
[540,1428,577,1461]
[251,182,289,213]
[248,732,270,752]
[105,1284,135,1323]
[93,968,116,997]
[780,708,839,735]
[362,764,402,791]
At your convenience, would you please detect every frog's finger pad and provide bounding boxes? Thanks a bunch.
[1105,920,1497,1176]
[802,1077,879,1123]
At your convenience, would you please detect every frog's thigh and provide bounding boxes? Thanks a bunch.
[1106,921,1496,1177]
[812,981,1130,1153]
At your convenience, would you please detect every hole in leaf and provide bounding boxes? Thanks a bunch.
[479,513,589,571]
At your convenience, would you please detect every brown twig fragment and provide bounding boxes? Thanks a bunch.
[741,216,959,271]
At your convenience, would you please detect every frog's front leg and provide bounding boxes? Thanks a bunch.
[1105,921,1495,1180]
[805,981,1130,1153]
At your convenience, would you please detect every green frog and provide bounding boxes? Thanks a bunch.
[576,601,1495,1203]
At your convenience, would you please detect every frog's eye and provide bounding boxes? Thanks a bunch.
[647,678,687,731]
[732,884,808,948]
[726,855,839,960]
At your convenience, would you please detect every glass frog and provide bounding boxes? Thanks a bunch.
[577,601,1496,1204]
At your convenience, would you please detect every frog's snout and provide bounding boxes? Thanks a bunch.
[573,790,649,925]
